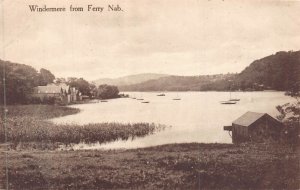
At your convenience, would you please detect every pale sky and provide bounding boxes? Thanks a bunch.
[1,0,300,80]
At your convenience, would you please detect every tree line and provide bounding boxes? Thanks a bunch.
[0,60,119,104]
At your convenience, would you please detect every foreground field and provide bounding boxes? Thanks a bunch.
[0,143,299,189]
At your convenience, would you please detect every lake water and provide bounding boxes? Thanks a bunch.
[51,91,293,149]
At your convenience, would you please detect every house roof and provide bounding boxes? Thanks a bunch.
[233,111,266,127]
[35,83,70,94]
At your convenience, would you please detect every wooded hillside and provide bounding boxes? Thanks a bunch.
[120,51,300,91]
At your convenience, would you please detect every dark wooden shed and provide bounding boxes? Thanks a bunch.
[224,111,284,143]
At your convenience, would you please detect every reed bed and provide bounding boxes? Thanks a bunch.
[0,105,165,148]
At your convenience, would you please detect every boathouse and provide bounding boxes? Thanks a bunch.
[224,111,284,143]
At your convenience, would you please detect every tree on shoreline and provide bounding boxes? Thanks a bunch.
[38,68,55,85]
[0,60,40,104]
[96,84,119,99]
[276,81,300,144]
[67,77,92,96]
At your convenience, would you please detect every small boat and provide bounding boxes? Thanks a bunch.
[220,101,236,105]
[100,100,108,102]
[228,88,240,102]
[172,90,181,100]
[141,101,150,103]
[137,94,144,101]
[157,93,165,96]
[220,87,239,104]
[173,98,181,100]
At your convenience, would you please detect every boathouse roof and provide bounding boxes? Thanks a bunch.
[232,111,266,127]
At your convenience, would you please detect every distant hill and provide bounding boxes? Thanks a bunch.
[119,50,300,91]
[119,74,236,91]
[93,73,168,87]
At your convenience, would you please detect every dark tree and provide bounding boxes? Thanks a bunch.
[54,77,66,84]
[0,60,40,104]
[38,68,55,85]
[89,83,97,98]
[67,77,91,96]
[96,84,119,99]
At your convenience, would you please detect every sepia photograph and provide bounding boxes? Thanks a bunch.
[0,0,299,189]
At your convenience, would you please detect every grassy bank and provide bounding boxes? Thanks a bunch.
[1,143,299,189]
[0,105,164,149]
[2,105,80,119]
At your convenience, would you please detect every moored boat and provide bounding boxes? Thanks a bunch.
[220,101,236,104]
[173,90,181,100]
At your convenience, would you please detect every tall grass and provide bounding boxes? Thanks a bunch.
[0,105,165,147]
[2,105,80,119]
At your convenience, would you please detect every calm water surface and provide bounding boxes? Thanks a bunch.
[51,91,293,149]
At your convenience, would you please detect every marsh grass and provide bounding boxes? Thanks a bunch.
[0,105,165,149]
[2,105,80,119]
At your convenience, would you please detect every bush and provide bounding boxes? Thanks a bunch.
[280,122,299,145]
[277,101,300,145]
[27,97,42,104]
[27,96,59,105]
